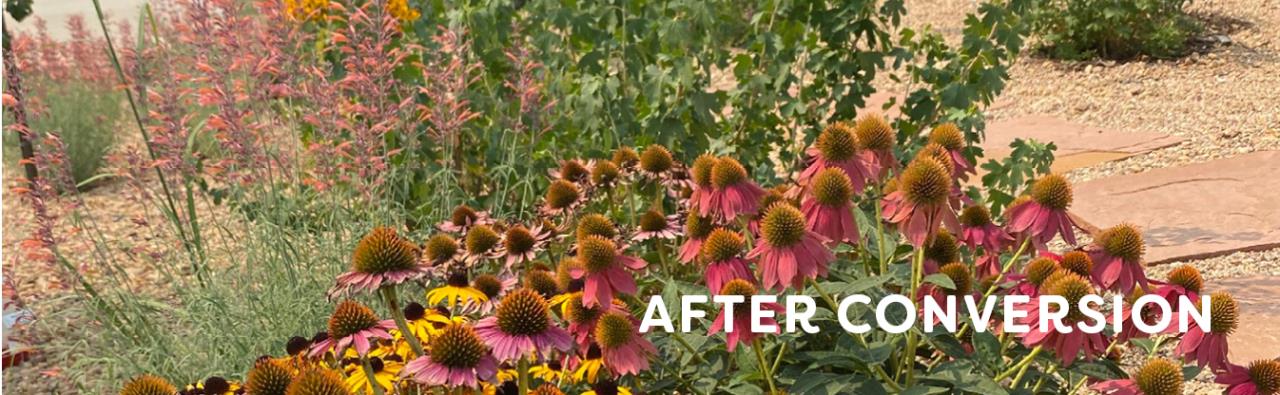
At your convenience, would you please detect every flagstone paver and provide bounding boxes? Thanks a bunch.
[981,115,1184,173]
[1209,276,1280,363]
[1072,151,1280,264]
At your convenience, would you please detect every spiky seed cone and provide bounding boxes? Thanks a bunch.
[524,270,560,299]
[1099,223,1145,263]
[882,178,901,194]
[700,228,744,264]
[591,160,620,186]
[559,160,589,182]
[959,205,993,227]
[1030,174,1073,210]
[759,185,794,212]
[465,225,501,255]
[576,213,617,240]
[710,158,749,189]
[545,180,581,210]
[691,154,717,187]
[1042,272,1092,320]
[639,144,674,174]
[328,300,380,340]
[473,274,504,299]
[1166,265,1203,294]
[811,167,853,206]
[530,383,566,395]
[855,113,895,151]
[816,122,858,162]
[594,312,634,349]
[924,230,959,264]
[612,147,640,168]
[638,209,668,232]
[928,123,965,151]
[760,204,807,247]
[555,258,584,292]
[564,293,600,324]
[1248,359,1280,395]
[1025,257,1059,287]
[285,369,349,395]
[938,262,973,296]
[431,324,488,368]
[120,375,176,395]
[504,225,537,255]
[245,359,293,395]
[1054,251,1091,277]
[450,205,478,226]
[496,289,551,336]
[720,279,757,314]
[1133,358,1183,395]
[684,214,714,239]
[578,235,618,273]
[351,227,419,274]
[424,234,459,263]
[1209,291,1239,334]
[901,157,952,207]
[916,143,956,176]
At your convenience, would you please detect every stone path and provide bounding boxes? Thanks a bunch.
[981,115,1185,173]
[1211,276,1280,363]
[1072,151,1280,264]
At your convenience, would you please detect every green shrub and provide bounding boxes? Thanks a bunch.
[1029,0,1200,60]
[4,83,121,187]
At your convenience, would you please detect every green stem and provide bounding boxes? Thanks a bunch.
[995,345,1043,382]
[382,286,425,357]
[752,339,778,395]
[874,190,889,275]
[361,358,386,395]
[952,238,1032,339]
[808,278,902,392]
[901,247,925,385]
[671,333,707,364]
[518,357,530,395]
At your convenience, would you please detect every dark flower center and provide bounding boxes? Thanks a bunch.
[810,167,853,206]
[430,324,488,369]
[684,214,714,239]
[245,359,292,395]
[565,293,600,324]
[545,180,581,209]
[639,144,674,174]
[761,204,806,247]
[1060,251,1093,278]
[959,205,992,227]
[496,289,551,336]
[1134,358,1183,395]
[403,302,426,321]
[473,274,504,299]
[450,205,478,226]
[425,234,459,263]
[286,336,310,355]
[1099,224,1145,263]
[1166,265,1203,294]
[691,154,717,187]
[711,158,749,189]
[916,143,956,176]
[504,226,537,255]
[1248,359,1280,395]
[594,312,633,349]
[591,161,620,186]
[121,375,177,395]
[577,236,618,273]
[447,270,471,288]
[1024,258,1059,287]
[285,369,347,395]
[591,380,620,395]
[576,214,617,240]
[938,263,973,296]
[817,122,858,162]
[638,210,669,232]
[352,227,419,274]
[1209,291,1239,334]
[924,230,959,264]
[559,160,589,182]
[928,123,965,151]
[1041,273,1092,320]
[855,113,895,151]
[1030,174,1073,210]
[901,157,951,206]
[327,300,380,340]
[465,225,501,255]
[524,270,561,299]
[699,228,744,263]
[612,147,639,168]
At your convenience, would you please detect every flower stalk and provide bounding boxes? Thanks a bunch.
[382,286,425,356]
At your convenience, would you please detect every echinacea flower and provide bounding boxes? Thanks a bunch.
[699,228,756,292]
[749,203,834,291]
[612,147,640,171]
[593,311,656,375]
[1018,273,1107,365]
[329,227,428,298]
[709,279,780,352]
[244,359,293,395]
[591,160,622,190]
[523,268,563,299]
[799,122,877,194]
[309,301,396,358]
[463,224,503,265]
[638,144,675,180]
[959,204,1013,253]
[437,204,493,234]
[551,159,591,184]
[1006,174,1080,248]
[558,291,627,348]
[402,324,499,389]
[748,185,794,234]
[571,343,606,384]
[1009,256,1060,297]
[500,224,551,269]
[801,167,860,245]
[1117,286,1160,342]
[423,234,462,269]
[927,123,973,181]
[687,154,718,213]
[120,375,178,395]
[1059,251,1094,279]
[1216,359,1280,395]
[922,229,960,275]
[882,156,960,247]
[475,289,573,361]
[465,274,518,314]
[632,209,681,242]
[571,235,646,308]
[918,263,975,321]
[285,369,349,395]
[1092,358,1183,395]
[701,157,768,223]
[854,112,898,178]
[1177,290,1237,370]
[678,213,715,264]
[427,270,489,309]
[1089,223,1149,294]
[576,213,618,242]
[542,179,584,217]
[342,353,402,395]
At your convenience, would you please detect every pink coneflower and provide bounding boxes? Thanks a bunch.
[611,146,641,172]
[550,158,592,184]
[801,167,860,245]
[632,209,681,242]
[922,229,960,275]
[1008,256,1060,297]
[571,235,646,308]
[699,228,756,293]
[474,289,573,361]
[423,233,463,271]
[309,300,396,358]
[975,253,1002,279]
[799,122,878,194]
[1006,174,1080,249]
[1092,358,1183,395]
[927,123,974,181]
[853,112,897,179]
[749,204,834,291]
[687,154,718,214]
[590,160,623,190]
[1089,223,1149,294]
[749,185,795,235]
[958,205,1012,253]
[700,157,767,223]
[1116,286,1171,342]
[465,274,518,314]
[678,214,714,264]
[328,227,429,298]
[542,179,584,217]
[709,279,780,352]
[463,224,503,265]
[575,213,619,242]
[1018,273,1107,365]
[593,311,656,375]
[1215,360,1280,395]
[1177,291,1237,370]
[558,291,627,348]
[917,263,974,324]
[1157,265,1203,306]
[437,204,493,234]
[402,323,499,389]
[499,223,552,269]
[637,144,675,181]
[882,156,960,247]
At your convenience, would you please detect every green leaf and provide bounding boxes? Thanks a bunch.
[924,273,957,290]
